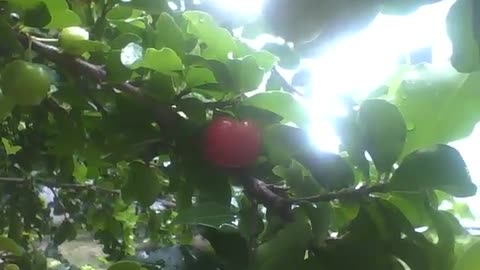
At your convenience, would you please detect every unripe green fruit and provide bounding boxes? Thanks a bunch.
[1,60,51,106]
[59,26,89,55]
[4,264,20,270]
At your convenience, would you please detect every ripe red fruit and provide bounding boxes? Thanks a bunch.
[204,117,262,168]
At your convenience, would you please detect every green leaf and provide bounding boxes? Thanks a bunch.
[429,210,458,269]
[109,33,142,50]
[43,1,81,28]
[183,11,237,61]
[262,43,300,69]
[391,238,433,270]
[244,91,310,128]
[73,158,88,183]
[120,0,169,14]
[0,94,16,121]
[108,260,143,270]
[390,144,477,197]
[390,64,480,157]
[177,97,207,123]
[249,50,278,72]
[199,226,250,270]
[122,161,165,207]
[53,221,77,246]
[284,160,323,197]
[155,12,185,56]
[23,1,51,28]
[454,240,480,270]
[228,56,265,92]
[106,50,133,83]
[447,0,480,73]
[182,155,232,205]
[143,72,177,102]
[1,138,22,155]
[0,236,24,256]
[382,0,442,15]
[262,124,310,164]
[238,195,264,238]
[255,208,312,270]
[0,17,23,54]
[132,48,183,74]
[106,5,133,20]
[295,148,355,191]
[31,250,47,270]
[173,203,236,228]
[387,192,431,227]
[358,99,407,173]
[334,108,370,179]
[185,66,217,87]
[303,202,333,247]
[74,40,110,53]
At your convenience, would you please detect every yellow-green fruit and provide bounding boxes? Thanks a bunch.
[1,60,50,105]
[4,264,20,270]
[59,26,89,55]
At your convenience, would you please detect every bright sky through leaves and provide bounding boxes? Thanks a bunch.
[213,0,480,220]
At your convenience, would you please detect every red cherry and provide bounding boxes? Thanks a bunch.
[204,117,262,168]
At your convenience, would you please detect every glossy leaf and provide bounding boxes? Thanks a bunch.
[244,91,310,128]
[454,240,480,270]
[390,144,477,197]
[198,226,250,270]
[44,1,81,28]
[262,124,310,164]
[447,0,480,73]
[183,11,237,61]
[228,56,265,92]
[122,162,165,207]
[155,12,185,56]
[131,47,184,74]
[303,202,333,246]
[295,148,355,191]
[1,138,21,155]
[387,192,431,227]
[0,236,24,256]
[390,64,480,157]
[173,203,236,228]
[358,99,407,173]
[255,208,313,270]
[23,1,51,27]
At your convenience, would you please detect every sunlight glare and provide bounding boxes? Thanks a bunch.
[208,0,265,17]
[307,0,455,152]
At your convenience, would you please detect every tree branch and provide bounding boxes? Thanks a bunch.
[15,33,185,131]
[289,183,389,204]
[239,173,293,220]
[0,176,120,194]
[12,31,387,220]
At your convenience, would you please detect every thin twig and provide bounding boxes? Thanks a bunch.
[15,32,185,131]
[13,31,385,219]
[0,176,120,194]
[271,68,305,97]
[0,177,24,182]
[289,183,389,204]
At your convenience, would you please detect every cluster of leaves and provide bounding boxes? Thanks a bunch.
[0,0,479,270]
